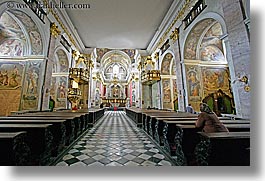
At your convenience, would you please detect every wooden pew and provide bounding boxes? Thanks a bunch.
[168,124,250,165]
[195,132,250,166]
[88,108,105,126]
[54,109,105,128]
[154,117,250,146]
[161,120,250,159]
[0,124,53,165]
[0,119,68,156]
[145,112,198,139]
[0,132,31,166]
[125,108,144,127]
[142,111,186,133]
[1,116,76,145]
[20,112,87,134]
[125,108,174,128]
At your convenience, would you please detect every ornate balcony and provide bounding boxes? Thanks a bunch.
[141,70,161,85]
[69,68,89,84]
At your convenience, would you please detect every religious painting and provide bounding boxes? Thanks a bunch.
[50,76,57,97]
[0,12,25,46]
[0,12,21,32]
[56,49,69,72]
[171,60,177,75]
[198,23,224,62]
[184,19,215,60]
[202,67,231,97]
[0,61,25,89]
[200,45,225,62]
[186,66,201,99]
[162,79,172,109]
[0,39,24,56]
[161,53,173,75]
[21,60,43,110]
[11,10,43,55]
[56,76,68,108]
[172,79,178,101]
[122,49,135,59]
[29,30,42,54]
[201,22,223,51]
[112,85,120,98]
[57,77,67,99]
[96,48,109,63]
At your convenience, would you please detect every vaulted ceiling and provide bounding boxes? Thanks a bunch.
[62,0,174,50]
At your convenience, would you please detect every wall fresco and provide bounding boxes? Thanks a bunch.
[172,79,178,101]
[0,61,25,89]
[21,60,43,110]
[200,22,225,62]
[202,67,231,97]
[171,60,177,75]
[161,53,173,75]
[0,12,25,44]
[56,49,69,72]
[11,10,43,55]
[96,48,109,63]
[0,12,26,56]
[56,76,68,108]
[186,66,201,99]
[162,79,172,109]
[184,19,215,60]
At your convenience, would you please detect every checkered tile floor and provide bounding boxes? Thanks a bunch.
[55,111,176,166]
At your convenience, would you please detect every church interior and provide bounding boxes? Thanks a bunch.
[0,0,250,166]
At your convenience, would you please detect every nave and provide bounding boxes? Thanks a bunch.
[55,111,175,166]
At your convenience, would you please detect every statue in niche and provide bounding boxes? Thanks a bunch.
[95,89,100,101]
[132,90,136,102]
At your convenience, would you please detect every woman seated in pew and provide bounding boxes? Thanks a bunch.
[195,103,229,133]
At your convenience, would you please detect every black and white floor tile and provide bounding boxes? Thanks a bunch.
[55,111,175,166]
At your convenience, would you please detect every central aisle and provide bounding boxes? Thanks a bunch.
[55,111,175,166]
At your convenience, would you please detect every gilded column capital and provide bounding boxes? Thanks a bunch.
[154,52,159,61]
[170,28,179,42]
[50,22,61,37]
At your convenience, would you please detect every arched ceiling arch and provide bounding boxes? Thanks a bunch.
[0,11,28,56]
[184,18,226,63]
[101,50,131,67]
[55,49,69,73]
[100,50,132,82]
[0,9,44,56]
[161,53,173,75]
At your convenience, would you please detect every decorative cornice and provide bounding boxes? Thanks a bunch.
[153,0,198,51]
[43,0,77,48]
